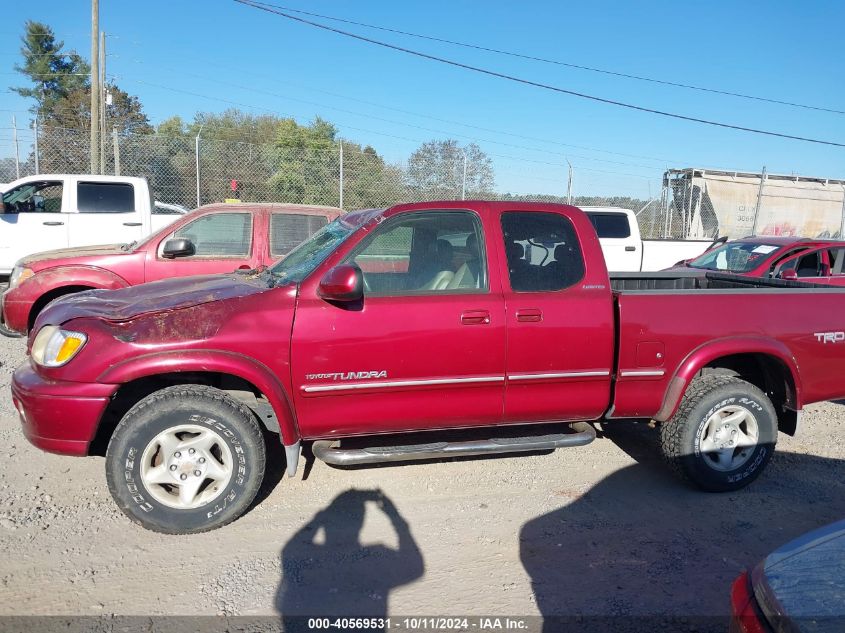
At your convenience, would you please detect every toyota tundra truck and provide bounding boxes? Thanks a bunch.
[10,201,845,534]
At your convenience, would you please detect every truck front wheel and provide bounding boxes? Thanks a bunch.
[105,385,266,534]
[659,375,777,492]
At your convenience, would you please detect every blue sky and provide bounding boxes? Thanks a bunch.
[1,0,843,199]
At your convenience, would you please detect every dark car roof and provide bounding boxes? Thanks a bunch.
[754,518,845,630]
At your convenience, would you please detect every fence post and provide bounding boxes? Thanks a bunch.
[32,117,39,175]
[461,151,467,200]
[339,142,344,210]
[11,115,20,179]
[195,132,202,208]
[566,161,573,204]
[751,166,767,236]
[112,127,120,175]
[839,184,845,239]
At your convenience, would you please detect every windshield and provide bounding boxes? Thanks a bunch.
[270,217,356,284]
[688,241,782,273]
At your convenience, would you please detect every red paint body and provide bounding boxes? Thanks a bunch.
[1,203,340,334]
[11,201,845,457]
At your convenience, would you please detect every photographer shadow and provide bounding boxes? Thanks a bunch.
[276,489,424,630]
[520,424,845,632]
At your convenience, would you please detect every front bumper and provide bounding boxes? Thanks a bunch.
[11,362,117,456]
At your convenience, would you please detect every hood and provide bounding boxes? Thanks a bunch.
[751,518,845,631]
[20,243,128,267]
[37,273,272,327]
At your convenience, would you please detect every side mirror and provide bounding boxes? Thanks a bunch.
[162,238,195,259]
[779,269,798,281]
[318,264,363,302]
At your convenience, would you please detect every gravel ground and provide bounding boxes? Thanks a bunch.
[0,333,843,627]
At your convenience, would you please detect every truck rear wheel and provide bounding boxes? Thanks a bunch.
[105,385,266,534]
[659,375,777,492]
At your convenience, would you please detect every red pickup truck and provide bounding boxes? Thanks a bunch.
[1,202,340,335]
[11,201,845,533]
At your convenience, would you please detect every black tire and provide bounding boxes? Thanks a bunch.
[659,375,777,492]
[106,385,266,534]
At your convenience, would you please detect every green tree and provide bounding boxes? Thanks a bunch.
[12,20,88,127]
[406,140,495,200]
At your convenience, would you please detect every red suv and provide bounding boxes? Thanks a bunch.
[1,202,340,334]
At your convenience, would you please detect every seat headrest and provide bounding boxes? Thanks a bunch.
[435,239,454,265]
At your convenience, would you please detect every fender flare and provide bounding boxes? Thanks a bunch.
[97,349,300,445]
[654,336,802,422]
[28,265,130,316]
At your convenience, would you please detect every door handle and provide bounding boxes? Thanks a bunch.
[625,246,636,252]
[461,310,490,325]
[42,221,64,226]
[123,222,142,227]
[516,308,542,323]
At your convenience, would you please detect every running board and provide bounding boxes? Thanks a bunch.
[311,422,596,466]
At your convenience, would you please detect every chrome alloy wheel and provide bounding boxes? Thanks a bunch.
[697,405,760,472]
[139,424,233,509]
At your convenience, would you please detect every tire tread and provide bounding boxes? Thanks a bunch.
[106,384,266,534]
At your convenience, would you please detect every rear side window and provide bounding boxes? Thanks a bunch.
[270,213,328,257]
[77,182,135,213]
[501,211,585,292]
[587,212,631,238]
[172,212,252,257]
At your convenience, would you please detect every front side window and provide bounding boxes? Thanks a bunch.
[270,213,329,258]
[170,212,252,257]
[77,182,134,213]
[501,211,584,292]
[270,217,356,284]
[1,181,63,214]
[775,250,823,278]
[344,211,486,295]
[587,212,631,239]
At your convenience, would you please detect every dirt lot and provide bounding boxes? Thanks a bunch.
[0,333,844,628]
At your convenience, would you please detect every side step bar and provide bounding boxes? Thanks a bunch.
[311,422,596,466]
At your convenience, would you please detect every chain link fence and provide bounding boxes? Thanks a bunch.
[0,122,670,233]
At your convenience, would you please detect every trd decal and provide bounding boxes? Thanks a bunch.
[814,331,845,344]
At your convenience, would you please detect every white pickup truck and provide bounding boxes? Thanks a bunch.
[583,206,714,272]
[0,174,184,275]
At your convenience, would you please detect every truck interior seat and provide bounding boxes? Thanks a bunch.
[422,239,455,290]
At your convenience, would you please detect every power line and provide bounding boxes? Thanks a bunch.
[122,60,663,170]
[247,2,845,116]
[235,0,845,148]
[121,51,679,166]
[124,76,657,180]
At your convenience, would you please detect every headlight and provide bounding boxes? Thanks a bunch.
[8,265,34,289]
[31,326,88,367]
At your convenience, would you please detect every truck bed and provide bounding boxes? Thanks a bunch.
[609,271,837,292]
[609,270,845,420]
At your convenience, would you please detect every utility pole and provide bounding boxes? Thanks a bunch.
[99,31,106,174]
[33,117,39,174]
[89,0,100,174]
[11,115,20,179]
[339,142,344,209]
[566,161,573,204]
[751,166,767,236]
[461,151,467,200]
